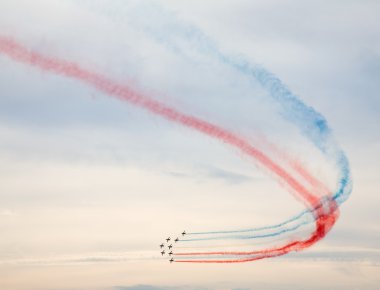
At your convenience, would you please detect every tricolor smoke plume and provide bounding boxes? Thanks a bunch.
[80,0,352,239]
[0,2,352,263]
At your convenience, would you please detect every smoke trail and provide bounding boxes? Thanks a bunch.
[180,220,310,242]
[78,0,352,240]
[0,35,339,263]
[175,200,339,263]
[137,0,352,233]
[0,35,321,206]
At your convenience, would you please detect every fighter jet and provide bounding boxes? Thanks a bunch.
[168,244,173,249]
[169,258,174,263]
[160,243,164,248]
[166,237,171,242]
[174,238,179,242]
[168,251,173,256]
[182,231,186,236]
[161,250,165,256]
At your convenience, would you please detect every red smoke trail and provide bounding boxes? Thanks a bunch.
[0,35,318,208]
[0,35,338,263]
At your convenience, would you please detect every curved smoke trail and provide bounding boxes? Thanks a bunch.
[0,33,347,263]
[78,1,352,244]
[72,1,352,262]
[0,1,352,262]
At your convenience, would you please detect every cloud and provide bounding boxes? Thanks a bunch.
[204,166,253,184]
[0,209,16,216]
[166,166,254,184]
[116,286,166,290]
[280,249,380,265]
[115,285,211,290]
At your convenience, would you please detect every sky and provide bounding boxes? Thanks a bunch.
[0,0,379,289]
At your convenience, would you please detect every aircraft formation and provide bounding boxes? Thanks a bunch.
[159,231,186,263]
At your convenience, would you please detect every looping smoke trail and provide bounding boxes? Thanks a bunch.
[0,28,349,263]
[77,0,352,244]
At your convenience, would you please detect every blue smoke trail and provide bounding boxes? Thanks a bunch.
[188,209,312,236]
[181,219,310,242]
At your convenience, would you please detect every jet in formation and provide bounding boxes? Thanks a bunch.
[159,231,186,263]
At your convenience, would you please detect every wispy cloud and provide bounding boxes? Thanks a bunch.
[115,285,211,290]
[166,166,254,184]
